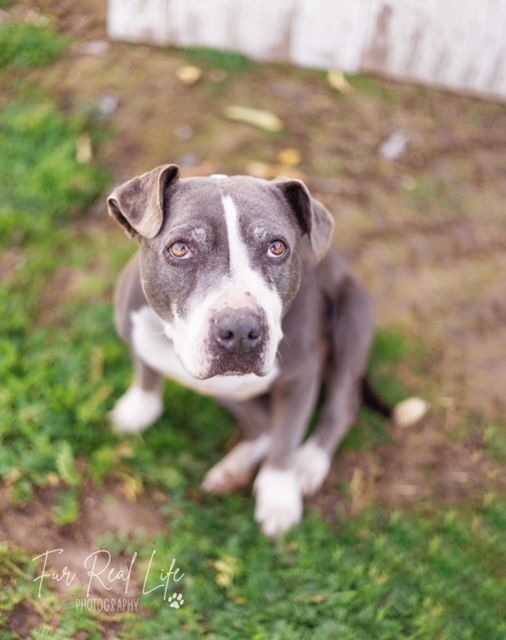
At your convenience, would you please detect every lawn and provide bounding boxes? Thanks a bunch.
[1,4,505,639]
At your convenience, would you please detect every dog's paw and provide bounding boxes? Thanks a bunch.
[254,466,302,538]
[202,435,270,495]
[110,386,163,434]
[291,440,331,496]
[202,461,254,495]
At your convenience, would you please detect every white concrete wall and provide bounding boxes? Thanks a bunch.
[108,0,506,101]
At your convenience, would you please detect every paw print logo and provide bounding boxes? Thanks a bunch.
[168,592,184,609]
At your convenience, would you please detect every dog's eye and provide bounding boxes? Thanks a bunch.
[168,241,192,259]
[267,239,287,258]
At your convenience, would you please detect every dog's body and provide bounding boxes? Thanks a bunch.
[108,165,426,537]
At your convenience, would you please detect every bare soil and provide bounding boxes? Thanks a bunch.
[0,480,167,597]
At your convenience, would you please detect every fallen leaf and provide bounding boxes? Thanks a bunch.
[176,64,203,86]
[278,147,301,167]
[46,472,61,488]
[327,69,354,95]
[245,161,276,179]
[350,466,374,515]
[224,105,284,132]
[379,130,410,161]
[245,161,304,180]
[212,555,239,589]
[312,594,327,604]
[121,475,143,502]
[76,134,92,164]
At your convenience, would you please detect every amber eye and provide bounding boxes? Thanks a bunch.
[267,239,287,258]
[168,241,191,259]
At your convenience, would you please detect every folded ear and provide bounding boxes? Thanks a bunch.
[107,164,180,239]
[274,178,335,262]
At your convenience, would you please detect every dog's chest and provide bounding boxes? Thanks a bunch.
[130,306,278,401]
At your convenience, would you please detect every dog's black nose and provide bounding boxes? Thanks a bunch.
[212,308,264,355]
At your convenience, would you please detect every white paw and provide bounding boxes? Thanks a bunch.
[202,434,270,494]
[110,385,163,434]
[291,440,331,496]
[254,467,302,538]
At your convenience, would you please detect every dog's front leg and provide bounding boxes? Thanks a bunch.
[110,355,164,434]
[202,396,271,495]
[292,276,374,496]
[254,373,320,538]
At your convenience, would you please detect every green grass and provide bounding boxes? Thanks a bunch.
[179,46,253,72]
[0,100,109,244]
[2,232,505,636]
[115,502,506,639]
[0,22,68,72]
[348,74,401,104]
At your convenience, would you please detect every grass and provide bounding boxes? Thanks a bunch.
[0,100,109,245]
[116,502,506,639]
[2,176,505,637]
[179,46,253,72]
[1,13,505,640]
[0,22,68,72]
[348,74,401,104]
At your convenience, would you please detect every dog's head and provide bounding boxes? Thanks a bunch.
[108,165,334,379]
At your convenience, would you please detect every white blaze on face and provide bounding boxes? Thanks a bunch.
[165,193,284,379]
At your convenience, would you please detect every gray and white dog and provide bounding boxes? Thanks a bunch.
[107,164,426,537]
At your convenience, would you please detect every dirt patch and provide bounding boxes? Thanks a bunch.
[4,601,43,639]
[38,267,90,325]
[309,412,506,522]
[0,248,25,281]
[37,0,106,41]
[0,480,168,603]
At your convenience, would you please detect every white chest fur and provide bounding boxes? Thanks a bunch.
[130,306,278,401]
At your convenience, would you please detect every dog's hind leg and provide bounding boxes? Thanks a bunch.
[110,355,165,434]
[292,275,375,496]
[202,395,271,495]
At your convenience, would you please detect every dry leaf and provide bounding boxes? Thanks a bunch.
[76,135,92,164]
[224,105,284,132]
[312,594,327,604]
[176,65,203,86]
[327,69,354,95]
[212,555,239,589]
[121,475,143,502]
[245,161,304,180]
[379,130,410,161]
[350,466,366,515]
[46,472,61,488]
[278,147,302,167]
[245,161,276,179]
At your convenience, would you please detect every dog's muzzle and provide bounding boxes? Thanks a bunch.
[209,307,267,374]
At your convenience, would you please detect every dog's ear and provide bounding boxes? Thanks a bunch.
[107,164,180,239]
[275,178,335,262]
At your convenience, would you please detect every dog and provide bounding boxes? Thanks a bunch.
[107,164,427,537]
